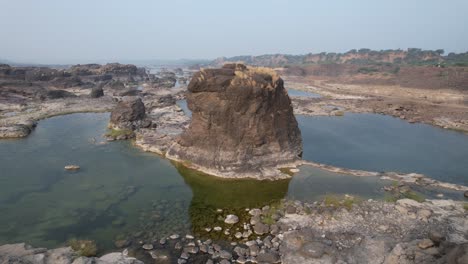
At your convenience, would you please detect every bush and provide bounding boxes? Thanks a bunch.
[357,67,379,74]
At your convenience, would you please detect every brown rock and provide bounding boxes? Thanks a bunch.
[417,239,434,249]
[109,97,146,130]
[166,64,302,179]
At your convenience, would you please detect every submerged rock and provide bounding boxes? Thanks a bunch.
[166,64,302,179]
[64,165,80,171]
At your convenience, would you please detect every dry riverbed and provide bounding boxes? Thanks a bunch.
[284,76,468,133]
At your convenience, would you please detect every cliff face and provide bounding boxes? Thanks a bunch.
[166,64,302,179]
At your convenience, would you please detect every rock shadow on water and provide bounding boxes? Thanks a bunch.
[173,162,290,239]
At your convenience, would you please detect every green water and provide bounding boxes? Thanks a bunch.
[0,113,391,250]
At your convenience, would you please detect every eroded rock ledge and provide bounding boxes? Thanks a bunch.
[165,64,303,179]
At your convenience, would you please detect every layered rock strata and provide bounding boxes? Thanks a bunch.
[166,64,302,179]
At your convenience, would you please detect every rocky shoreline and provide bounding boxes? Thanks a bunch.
[1,63,468,263]
[283,77,468,134]
[2,195,466,264]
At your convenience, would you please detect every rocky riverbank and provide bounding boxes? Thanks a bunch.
[3,193,466,264]
[0,243,143,264]
[283,77,468,134]
[0,63,190,138]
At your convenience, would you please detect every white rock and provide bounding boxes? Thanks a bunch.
[225,214,240,224]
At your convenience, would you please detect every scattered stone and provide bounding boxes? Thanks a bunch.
[214,226,222,232]
[174,242,182,250]
[418,239,434,249]
[249,209,262,216]
[286,205,297,214]
[253,223,269,235]
[199,244,208,253]
[257,251,281,263]
[185,234,194,240]
[225,214,240,224]
[114,239,131,249]
[250,215,261,225]
[149,249,169,261]
[184,246,199,254]
[170,234,180,239]
[236,255,247,263]
[249,245,260,257]
[142,243,153,250]
[428,231,445,245]
[219,250,233,259]
[64,165,80,171]
[180,252,189,259]
[464,191,468,198]
[159,237,167,245]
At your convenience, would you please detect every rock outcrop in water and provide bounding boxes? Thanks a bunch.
[166,64,302,179]
[108,97,152,138]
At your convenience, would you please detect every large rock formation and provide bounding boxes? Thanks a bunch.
[109,97,150,131]
[166,64,302,179]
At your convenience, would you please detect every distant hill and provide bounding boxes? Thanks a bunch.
[212,49,468,67]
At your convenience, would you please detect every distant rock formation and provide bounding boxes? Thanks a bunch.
[90,85,104,98]
[166,64,302,179]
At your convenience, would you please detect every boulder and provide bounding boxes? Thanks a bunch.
[90,86,104,98]
[105,80,126,90]
[0,121,36,138]
[109,97,150,131]
[224,214,239,224]
[46,89,77,99]
[166,64,302,179]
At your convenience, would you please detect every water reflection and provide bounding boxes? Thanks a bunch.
[175,162,290,239]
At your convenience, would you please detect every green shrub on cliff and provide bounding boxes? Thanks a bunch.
[105,128,133,138]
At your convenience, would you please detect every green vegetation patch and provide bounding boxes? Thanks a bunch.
[323,194,359,210]
[105,128,133,138]
[334,111,345,116]
[279,167,295,176]
[262,200,286,225]
[357,67,379,74]
[402,191,425,203]
[68,239,97,257]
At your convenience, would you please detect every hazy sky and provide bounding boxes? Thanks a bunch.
[1,0,467,64]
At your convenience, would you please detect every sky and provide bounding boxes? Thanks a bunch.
[1,0,467,64]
